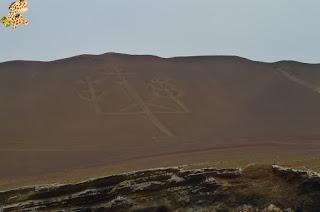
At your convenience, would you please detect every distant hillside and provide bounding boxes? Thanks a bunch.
[1,53,320,183]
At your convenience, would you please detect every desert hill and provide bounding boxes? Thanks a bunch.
[0,53,320,185]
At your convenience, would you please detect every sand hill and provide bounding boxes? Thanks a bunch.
[0,53,320,187]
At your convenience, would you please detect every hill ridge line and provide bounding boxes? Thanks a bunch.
[1,52,319,65]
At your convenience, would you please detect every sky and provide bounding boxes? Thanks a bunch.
[0,0,320,63]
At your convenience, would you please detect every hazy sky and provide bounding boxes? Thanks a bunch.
[0,0,319,63]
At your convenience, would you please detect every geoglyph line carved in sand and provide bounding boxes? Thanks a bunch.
[75,56,190,138]
[276,64,320,94]
[147,78,190,113]
[75,76,104,114]
[102,58,175,137]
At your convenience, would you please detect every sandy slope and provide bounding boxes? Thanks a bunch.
[0,53,320,188]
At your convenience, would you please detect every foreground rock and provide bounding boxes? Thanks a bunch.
[0,165,319,211]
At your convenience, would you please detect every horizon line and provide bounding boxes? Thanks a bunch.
[1,52,319,65]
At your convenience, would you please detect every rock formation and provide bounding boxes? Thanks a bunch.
[1,165,319,211]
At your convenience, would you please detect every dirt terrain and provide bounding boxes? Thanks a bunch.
[1,164,320,211]
[0,53,320,189]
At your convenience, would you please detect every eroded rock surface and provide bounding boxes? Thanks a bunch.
[0,165,319,211]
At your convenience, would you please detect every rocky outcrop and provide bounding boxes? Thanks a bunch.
[272,165,320,186]
[0,165,320,211]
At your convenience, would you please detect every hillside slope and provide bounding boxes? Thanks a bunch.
[0,53,320,183]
